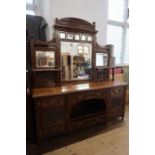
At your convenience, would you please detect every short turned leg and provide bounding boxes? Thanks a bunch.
[122,115,124,121]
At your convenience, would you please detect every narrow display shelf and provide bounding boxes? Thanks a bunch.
[96,65,124,69]
[32,68,62,72]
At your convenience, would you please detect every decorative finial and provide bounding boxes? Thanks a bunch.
[93,22,96,30]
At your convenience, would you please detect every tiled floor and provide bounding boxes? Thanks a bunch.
[43,105,129,155]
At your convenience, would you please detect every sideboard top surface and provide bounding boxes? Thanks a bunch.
[32,80,128,98]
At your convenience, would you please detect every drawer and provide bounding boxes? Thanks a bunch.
[76,92,96,100]
[68,90,107,101]
[70,115,105,130]
[110,87,123,97]
[39,96,65,108]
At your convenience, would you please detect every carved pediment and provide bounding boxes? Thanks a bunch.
[54,17,97,34]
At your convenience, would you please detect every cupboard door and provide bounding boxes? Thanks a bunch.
[34,96,66,139]
[111,96,123,109]
[109,87,125,120]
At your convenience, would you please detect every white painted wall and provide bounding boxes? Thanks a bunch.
[39,0,108,45]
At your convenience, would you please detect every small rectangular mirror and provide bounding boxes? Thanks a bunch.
[59,32,66,39]
[81,35,86,41]
[75,34,80,40]
[87,36,92,41]
[36,51,55,68]
[67,33,74,40]
[96,53,108,67]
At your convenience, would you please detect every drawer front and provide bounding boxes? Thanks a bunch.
[67,90,107,105]
[39,96,65,108]
[110,87,123,97]
[70,115,105,131]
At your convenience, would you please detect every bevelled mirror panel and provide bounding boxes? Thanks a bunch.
[67,33,74,40]
[75,34,80,40]
[87,36,92,41]
[59,32,66,39]
[36,51,55,68]
[96,53,108,67]
[81,35,86,41]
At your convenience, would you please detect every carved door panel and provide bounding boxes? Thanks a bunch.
[109,87,125,120]
[34,96,66,140]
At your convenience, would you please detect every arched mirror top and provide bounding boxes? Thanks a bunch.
[54,17,98,43]
[54,17,97,34]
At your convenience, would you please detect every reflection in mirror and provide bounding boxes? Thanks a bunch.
[67,33,74,40]
[36,51,55,68]
[59,32,66,39]
[76,83,89,90]
[81,35,86,41]
[61,41,92,81]
[96,53,108,67]
[87,36,92,41]
[75,34,80,40]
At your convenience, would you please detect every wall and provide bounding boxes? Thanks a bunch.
[39,0,108,45]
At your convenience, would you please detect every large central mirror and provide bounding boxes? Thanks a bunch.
[60,41,92,81]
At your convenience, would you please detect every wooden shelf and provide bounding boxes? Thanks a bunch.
[96,65,124,69]
[32,68,62,72]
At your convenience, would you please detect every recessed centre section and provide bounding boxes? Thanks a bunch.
[70,98,106,119]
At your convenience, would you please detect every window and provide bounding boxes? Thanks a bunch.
[107,0,129,65]
[108,0,125,22]
[26,0,33,4]
[124,28,129,64]
[26,0,37,15]
[26,10,35,15]
[107,25,123,64]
